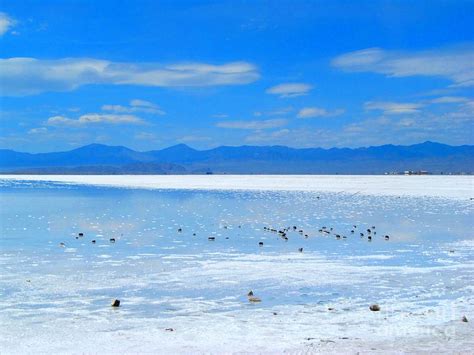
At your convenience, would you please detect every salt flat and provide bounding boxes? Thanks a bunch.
[0,177,473,353]
[0,174,473,198]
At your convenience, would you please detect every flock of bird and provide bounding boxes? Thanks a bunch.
[59,221,391,308]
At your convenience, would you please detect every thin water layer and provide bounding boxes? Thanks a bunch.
[0,178,473,353]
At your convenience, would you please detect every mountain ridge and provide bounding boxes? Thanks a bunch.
[1,141,473,174]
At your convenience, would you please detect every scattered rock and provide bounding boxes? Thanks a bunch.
[247,290,261,303]
[462,315,468,322]
[369,304,381,311]
[111,299,120,307]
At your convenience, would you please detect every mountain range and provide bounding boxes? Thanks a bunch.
[0,141,473,174]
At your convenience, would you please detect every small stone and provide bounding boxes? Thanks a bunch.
[273,312,278,315]
[462,315,468,322]
[165,328,174,331]
[328,307,334,311]
[111,299,120,307]
[369,304,380,311]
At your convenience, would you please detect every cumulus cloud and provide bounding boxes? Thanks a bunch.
[0,13,15,36]
[266,83,313,98]
[297,107,345,118]
[216,118,288,130]
[332,46,474,87]
[102,99,165,115]
[364,101,423,115]
[0,58,260,96]
[47,113,144,127]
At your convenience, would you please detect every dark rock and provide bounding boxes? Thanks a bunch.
[165,328,174,331]
[369,304,380,311]
[111,299,120,307]
[462,315,468,322]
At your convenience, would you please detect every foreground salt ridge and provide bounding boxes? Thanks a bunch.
[1,174,473,198]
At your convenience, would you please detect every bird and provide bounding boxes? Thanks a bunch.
[109,238,116,243]
[247,291,261,303]
[368,236,372,241]
[91,240,96,244]
[259,242,264,246]
[208,236,215,241]
[298,247,303,252]
[384,235,390,240]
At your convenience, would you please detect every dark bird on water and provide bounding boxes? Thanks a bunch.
[110,238,116,243]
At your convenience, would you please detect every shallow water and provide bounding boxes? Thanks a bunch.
[0,178,473,352]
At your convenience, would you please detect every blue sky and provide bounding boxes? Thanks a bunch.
[0,0,473,152]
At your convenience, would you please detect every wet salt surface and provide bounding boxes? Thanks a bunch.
[0,178,473,353]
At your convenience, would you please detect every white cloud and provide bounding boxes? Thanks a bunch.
[0,13,15,36]
[297,107,345,118]
[245,129,291,143]
[364,101,423,115]
[102,99,165,115]
[332,46,474,87]
[130,99,157,108]
[47,113,144,127]
[0,58,260,96]
[430,96,469,104]
[216,118,288,130]
[28,127,48,134]
[266,83,313,98]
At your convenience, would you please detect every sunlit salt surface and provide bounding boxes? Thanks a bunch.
[0,177,473,353]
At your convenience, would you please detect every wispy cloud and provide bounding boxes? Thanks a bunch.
[0,58,260,96]
[297,107,345,118]
[216,118,287,130]
[102,99,165,115]
[364,101,423,115]
[332,46,474,87]
[429,96,469,104]
[47,113,144,127]
[245,129,291,143]
[0,13,15,36]
[28,127,48,135]
[266,83,313,98]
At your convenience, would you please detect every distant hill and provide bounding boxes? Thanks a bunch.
[1,141,473,174]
